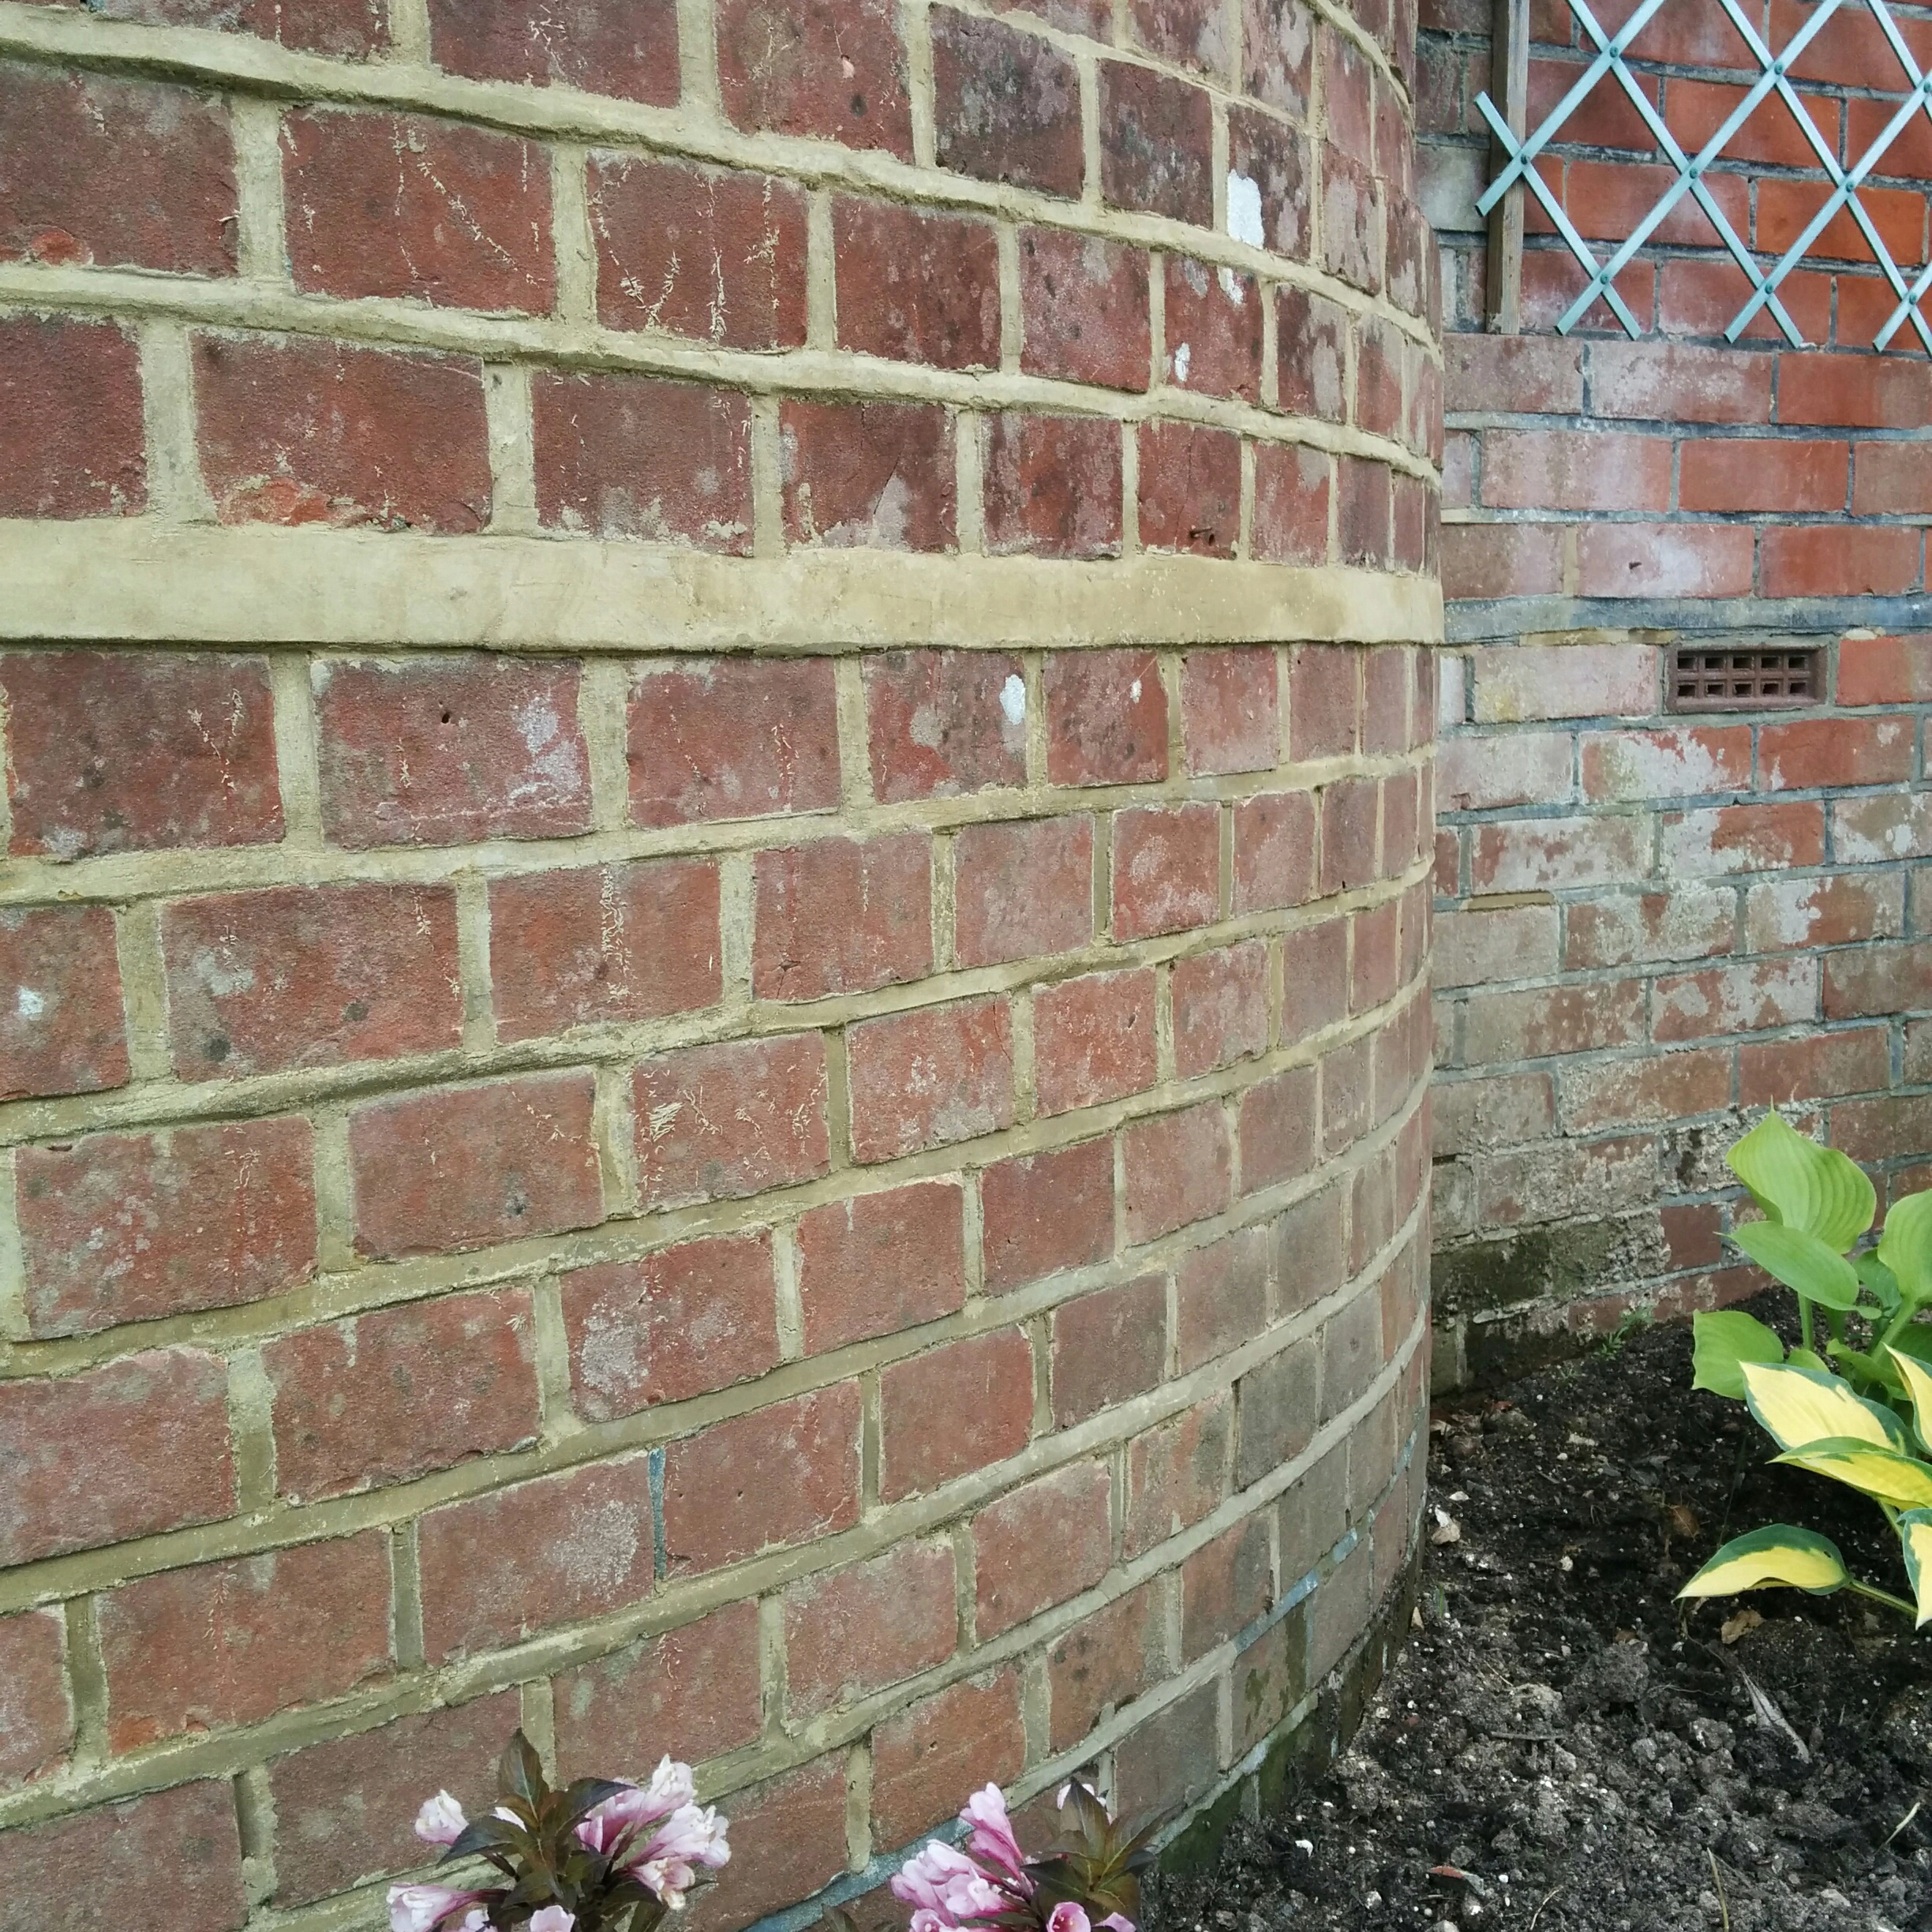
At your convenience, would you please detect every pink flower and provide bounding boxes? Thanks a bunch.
[530,1910,575,1932]
[891,1840,1006,1928]
[1102,1915,1136,1931]
[1046,1907,1091,1932]
[387,1885,482,1932]
[413,1792,468,1847]
[630,1801,731,1908]
[576,1759,698,1862]
[959,1787,1025,1885]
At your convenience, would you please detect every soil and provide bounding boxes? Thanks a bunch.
[1154,1301,1932,1932]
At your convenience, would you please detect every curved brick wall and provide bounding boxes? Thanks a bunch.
[0,0,1438,1924]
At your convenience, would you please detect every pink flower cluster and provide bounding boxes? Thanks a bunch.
[387,1758,729,1932]
[890,1786,1135,1932]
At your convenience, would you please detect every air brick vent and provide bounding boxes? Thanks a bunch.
[1667,646,1820,713]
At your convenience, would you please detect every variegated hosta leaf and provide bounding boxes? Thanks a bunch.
[1739,1360,1907,1454]
[1691,1309,1785,1400]
[1897,1509,1932,1627]
[1733,1221,1863,1310]
[1887,1345,1932,1458]
[1727,1112,1876,1253]
[1774,1437,1932,1511]
[1879,1191,1932,1309]
[1679,1525,1849,1600]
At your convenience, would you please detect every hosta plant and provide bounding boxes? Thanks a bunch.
[1680,1110,1932,1626]
[388,1732,729,1932]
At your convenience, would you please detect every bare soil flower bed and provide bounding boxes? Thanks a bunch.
[1153,1305,1932,1932]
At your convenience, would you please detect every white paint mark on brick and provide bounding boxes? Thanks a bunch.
[1172,343,1191,385]
[1000,673,1026,726]
[15,987,43,1020]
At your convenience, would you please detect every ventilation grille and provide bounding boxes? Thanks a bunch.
[1667,646,1820,713]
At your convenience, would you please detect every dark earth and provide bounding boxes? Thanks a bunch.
[1156,1300,1932,1931]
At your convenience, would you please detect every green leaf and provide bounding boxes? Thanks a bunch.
[1787,1347,1831,1373]
[1887,1345,1932,1456]
[1727,1112,1875,1252]
[1691,1309,1785,1399]
[500,1730,546,1808]
[1774,1436,1932,1510]
[1880,1191,1932,1308]
[1898,1509,1932,1627]
[1857,1250,1903,1316]
[1739,1360,1908,1452]
[1733,1220,1863,1310]
[1678,1523,1849,1599]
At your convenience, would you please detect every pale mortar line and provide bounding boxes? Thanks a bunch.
[235,1762,279,1909]
[0,1156,25,1342]
[230,95,290,283]
[954,409,986,554]
[136,323,216,522]
[482,364,540,534]
[384,0,431,62]
[111,900,171,1084]
[550,143,597,326]
[268,653,326,848]
[673,0,722,119]
[577,656,632,832]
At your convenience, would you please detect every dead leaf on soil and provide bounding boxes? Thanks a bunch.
[1667,1503,1700,1538]
[1720,1608,1763,1646]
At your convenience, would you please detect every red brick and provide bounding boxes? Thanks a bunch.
[1354,316,1403,440]
[955,815,1092,968]
[1654,959,1818,1042]
[880,1329,1033,1500]
[1590,343,1771,431]
[428,0,675,95]
[1441,521,1563,601]
[1762,526,1921,598]
[1319,774,1379,893]
[1236,1332,1319,1483]
[1679,438,1847,514]
[267,1288,540,1500]
[0,1610,70,1788]
[0,65,234,274]
[1181,649,1278,776]
[848,997,1014,1162]
[1780,352,1932,430]
[1577,522,1754,599]
[1174,941,1270,1076]
[555,1601,762,1779]
[975,1462,1111,1636]
[1323,24,1373,163]
[705,1755,851,1931]
[872,1668,1026,1847]
[1018,228,1151,390]
[99,1533,391,1750]
[633,1033,830,1208]
[0,1783,245,1932]
[1758,178,1923,265]
[1839,635,1932,704]
[664,1387,862,1574]
[1177,1222,1270,1371]
[1100,62,1213,222]
[1165,257,1261,402]
[1281,918,1347,1046]
[1655,256,1818,345]
[1337,455,1391,566]
[865,651,1023,800]
[1762,714,1914,789]
[1853,442,1932,516]
[534,372,751,549]
[347,1073,604,1260]
[1233,790,1317,913]
[1739,1027,1890,1107]
[1277,287,1348,423]
[315,655,590,848]
[1123,1099,1232,1243]
[1580,724,1750,801]
[1320,1029,1372,1152]
[0,316,144,519]
[983,413,1124,559]
[1660,800,1825,875]
[1239,1063,1316,1195]
[1047,1582,1163,1751]
[561,1234,777,1421]
[1252,440,1330,567]
[753,832,931,999]
[781,402,956,552]
[983,1138,1114,1294]
[797,1181,965,1351]
[1351,897,1400,1015]
[717,0,912,154]
[1836,1094,1932,1166]
[1129,0,1228,69]
[1436,732,1569,811]
[1288,645,1357,759]
[1564,887,1735,968]
[835,198,999,369]
[1561,1049,1732,1132]
[271,1690,522,1906]
[1230,107,1309,258]
[1140,420,1242,556]
[1051,1272,1164,1425]
[1444,334,1582,414]
[1322,146,1382,294]
[2,652,279,860]
[1032,967,1158,1114]
[283,110,549,310]
[1745,874,1903,952]
[2,908,125,1100]
[1125,1679,1234,1814]
[1046,649,1166,784]
[1471,813,1649,893]
[57,0,383,52]
[1244,0,1314,112]
[590,154,805,345]
[1462,978,1647,1061]
[1181,1511,1271,1660]
[193,334,487,531]
[17,1119,314,1340]
[1125,1394,1230,1556]
[932,7,1082,195]
[1433,905,1559,988]
[1114,802,1219,939]
[629,657,839,826]
[1833,792,1932,867]
[783,1543,957,1715]
[1481,429,1669,512]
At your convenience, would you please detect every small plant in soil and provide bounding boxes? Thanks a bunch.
[388,1731,729,1932]
[1682,1110,1932,1624]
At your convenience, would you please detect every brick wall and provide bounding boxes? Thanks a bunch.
[0,0,1439,1923]
[1418,0,1932,1373]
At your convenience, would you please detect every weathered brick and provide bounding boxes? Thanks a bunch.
[1181,1512,1271,1660]
[1165,256,1262,401]
[1099,62,1213,222]
[1233,789,1318,912]
[879,1329,1033,1500]
[1834,792,1932,865]
[797,1181,965,1351]
[1290,645,1358,759]
[429,0,677,98]
[1114,802,1220,939]
[1433,904,1559,989]
[1463,977,1647,1061]
[1470,814,1650,893]
[663,1387,862,1573]
[1476,1135,1655,1228]
[953,814,1092,970]
[1236,1334,1319,1485]
[1051,1271,1165,1424]
[489,858,721,1041]
[1282,918,1348,1046]
[562,1235,777,1421]
[871,1669,1026,1848]
[1743,874,1903,953]
[1441,522,1563,601]
[1661,800,1825,875]
[193,334,487,531]
[704,1755,851,1931]
[1181,649,1279,776]
[17,1118,316,1339]
[1481,429,1670,513]
[1579,724,1750,802]
[534,373,751,549]
[1322,146,1382,292]
[1252,441,1331,565]
[1320,1031,1373,1151]
[1437,732,1577,814]
[932,8,1082,195]
[0,316,145,519]
[315,654,590,848]
[417,1455,657,1661]
[782,402,956,552]
[1320,775,1380,893]
[283,110,551,311]
[1470,642,1658,721]
[1740,1027,1890,1107]
[1033,967,1159,1114]
[1125,1393,1231,1556]
[1244,0,1314,112]
[983,414,1124,558]
[975,1462,1111,1636]
[847,996,1014,1161]
[1240,1063,1317,1195]
[1124,1099,1233,1243]
[349,1073,604,1259]
[633,1033,830,1208]
[1277,288,1348,424]
[99,1532,392,1749]
[1229,106,1310,257]
[1562,1049,1732,1131]
[630,657,840,826]
[754,833,932,1000]
[865,651,1023,801]
[1177,1223,1271,1372]
[835,198,1001,369]
[1114,1679,1220,1819]
[983,1138,1115,1292]
[266,1287,541,1500]
[1576,523,1754,599]
[1046,650,1166,784]
[0,1611,70,1788]
[1047,1581,1163,1750]
[4,908,128,1099]
[783,1542,957,1714]
[1018,229,1151,390]
[1653,959,1818,1042]
[1174,941,1271,1076]
[1565,887,1735,968]
[1139,420,1242,556]
[717,0,912,154]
